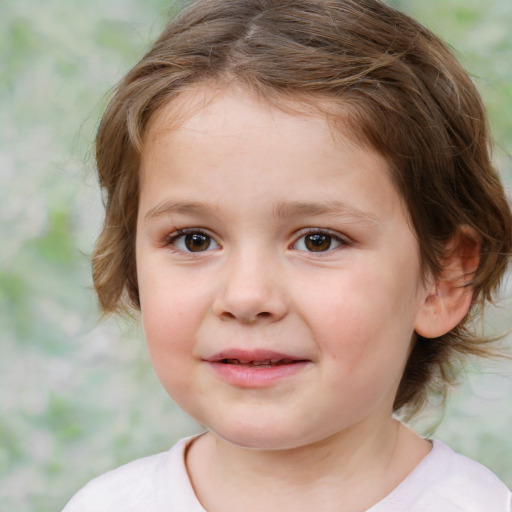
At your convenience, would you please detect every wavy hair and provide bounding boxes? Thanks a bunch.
[92,0,512,415]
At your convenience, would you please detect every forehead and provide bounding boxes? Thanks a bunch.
[139,85,413,233]
[144,83,362,154]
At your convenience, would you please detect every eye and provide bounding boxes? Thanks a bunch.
[167,230,220,253]
[293,231,345,253]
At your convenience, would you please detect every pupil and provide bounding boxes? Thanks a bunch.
[305,233,331,252]
[185,233,210,252]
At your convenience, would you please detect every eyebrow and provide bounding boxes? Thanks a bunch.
[144,201,208,222]
[272,200,382,227]
[144,199,381,227]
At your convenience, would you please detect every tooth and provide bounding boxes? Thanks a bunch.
[219,358,299,366]
[252,360,271,366]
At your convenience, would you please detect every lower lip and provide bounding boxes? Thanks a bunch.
[208,361,309,388]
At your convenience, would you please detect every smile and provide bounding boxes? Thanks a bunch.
[219,358,300,367]
[206,349,310,387]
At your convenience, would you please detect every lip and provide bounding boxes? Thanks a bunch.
[205,349,311,388]
[207,348,306,363]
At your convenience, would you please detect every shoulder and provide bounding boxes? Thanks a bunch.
[370,440,511,512]
[430,440,510,500]
[411,440,510,511]
[61,436,205,512]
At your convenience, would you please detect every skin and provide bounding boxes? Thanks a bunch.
[135,85,472,511]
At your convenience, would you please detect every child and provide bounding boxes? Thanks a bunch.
[63,0,512,510]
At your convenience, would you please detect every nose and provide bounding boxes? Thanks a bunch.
[212,249,289,324]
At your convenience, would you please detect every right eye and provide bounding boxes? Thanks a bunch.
[167,230,220,253]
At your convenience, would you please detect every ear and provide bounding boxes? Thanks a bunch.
[414,227,481,339]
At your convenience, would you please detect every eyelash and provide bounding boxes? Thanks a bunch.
[164,228,350,254]
[165,229,220,253]
[291,229,350,254]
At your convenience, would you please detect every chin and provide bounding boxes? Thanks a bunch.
[209,420,319,452]
[217,431,296,451]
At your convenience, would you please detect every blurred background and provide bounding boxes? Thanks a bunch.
[1,0,511,510]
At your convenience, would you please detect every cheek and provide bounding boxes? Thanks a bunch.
[300,265,418,370]
[138,271,207,378]
[139,259,208,334]
[141,295,203,408]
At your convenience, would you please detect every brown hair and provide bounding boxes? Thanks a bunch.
[92,0,512,415]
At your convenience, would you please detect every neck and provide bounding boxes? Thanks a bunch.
[186,419,430,512]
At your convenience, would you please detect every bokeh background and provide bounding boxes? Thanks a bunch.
[1,0,511,510]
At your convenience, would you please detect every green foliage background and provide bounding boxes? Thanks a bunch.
[1,1,511,510]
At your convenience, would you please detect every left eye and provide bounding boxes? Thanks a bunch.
[293,232,343,253]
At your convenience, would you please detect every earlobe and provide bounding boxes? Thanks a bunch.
[414,227,481,339]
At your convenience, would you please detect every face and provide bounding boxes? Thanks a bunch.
[136,85,431,450]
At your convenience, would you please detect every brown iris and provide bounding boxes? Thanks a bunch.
[185,233,211,252]
[304,233,333,252]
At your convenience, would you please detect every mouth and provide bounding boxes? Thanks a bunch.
[206,350,310,387]
[218,358,303,367]
[207,349,308,366]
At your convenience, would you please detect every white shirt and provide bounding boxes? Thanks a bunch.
[62,437,511,511]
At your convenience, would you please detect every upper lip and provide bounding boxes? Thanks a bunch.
[206,349,308,363]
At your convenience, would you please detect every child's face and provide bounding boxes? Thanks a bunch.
[136,85,431,450]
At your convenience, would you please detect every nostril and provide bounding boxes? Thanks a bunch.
[219,310,272,321]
